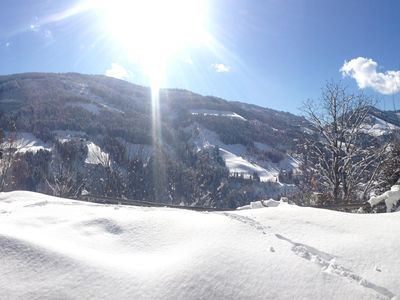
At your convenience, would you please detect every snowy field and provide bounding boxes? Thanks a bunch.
[1,191,399,300]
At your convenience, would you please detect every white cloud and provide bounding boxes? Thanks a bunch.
[5,42,10,47]
[340,57,400,94]
[212,63,230,73]
[105,63,129,80]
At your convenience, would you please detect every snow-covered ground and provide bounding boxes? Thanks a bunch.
[189,125,297,183]
[1,191,399,299]
[85,142,110,166]
[54,130,87,143]
[1,132,50,153]
[54,131,112,167]
[220,148,278,182]
[190,109,247,121]
[369,185,400,212]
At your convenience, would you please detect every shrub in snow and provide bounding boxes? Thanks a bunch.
[368,185,400,213]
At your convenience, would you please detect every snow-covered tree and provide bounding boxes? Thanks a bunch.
[378,143,400,192]
[0,128,18,192]
[300,82,387,203]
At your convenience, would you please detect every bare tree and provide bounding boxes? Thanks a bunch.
[0,129,19,191]
[46,140,86,198]
[45,166,84,198]
[300,81,387,203]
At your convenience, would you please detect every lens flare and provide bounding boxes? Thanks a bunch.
[83,0,210,201]
[90,0,208,79]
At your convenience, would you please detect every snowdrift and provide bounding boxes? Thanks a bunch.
[369,185,400,212]
[1,191,400,299]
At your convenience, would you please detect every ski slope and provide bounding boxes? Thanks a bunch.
[189,125,297,183]
[1,191,399,299]
[220,148,278,182]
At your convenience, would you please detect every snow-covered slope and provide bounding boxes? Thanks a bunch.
[186,124,279,182]
[220,148,278,182]
[361,115,400,137]
[1,132,50,153]
[189,109,247,121]
[189,125,294,182]
[85,142,110,166]
[1,191,399,299]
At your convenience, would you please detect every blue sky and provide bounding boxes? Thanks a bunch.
[0,0,399,113]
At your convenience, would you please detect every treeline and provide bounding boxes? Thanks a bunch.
[0,100,154,145]
[190,114,299,152]
[1,134,271,208]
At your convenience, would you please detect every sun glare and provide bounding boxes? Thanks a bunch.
[91,0,208,79]
[87,0,210,148]
[85,0,210,192]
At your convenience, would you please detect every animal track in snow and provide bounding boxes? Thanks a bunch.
[220,212,270,234]
[275,233,395,299]
[221,212,396,299]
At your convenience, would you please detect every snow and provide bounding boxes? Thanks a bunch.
[85,142,110,166]
[65,101,124,115]
[1,191,399,299]
[369,185,400,212]
[53,130,87,143]
[237,199,282,210]
[54,132,111,167]
[2,132,50,153]
[220,148,278,182]
[361,116,400,137]
[188,125,301,184]
[189,126,280,182]
[65,81,124,114]
[97,102,125,114]
[53,130,153,165]
[190,109,247,121]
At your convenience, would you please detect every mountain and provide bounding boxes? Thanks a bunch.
[0,72,397,207]
[361,106,400,137]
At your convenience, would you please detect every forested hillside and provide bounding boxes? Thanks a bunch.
[0,73,398,208]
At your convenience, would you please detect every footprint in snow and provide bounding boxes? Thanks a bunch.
[275,233,395,299]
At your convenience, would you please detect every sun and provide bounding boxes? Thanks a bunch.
[89,0,209,80]
[83,0,211,167]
